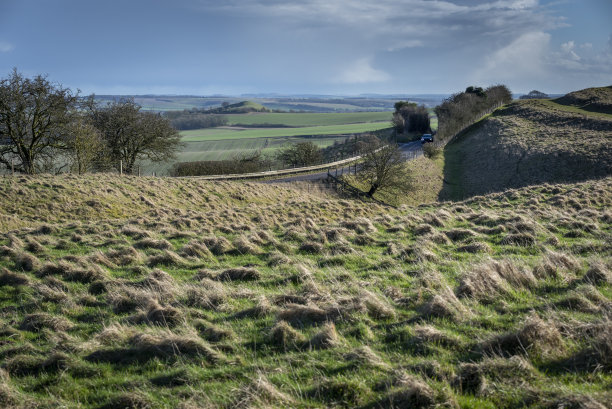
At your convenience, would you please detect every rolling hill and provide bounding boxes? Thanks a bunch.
[440,86,612,200]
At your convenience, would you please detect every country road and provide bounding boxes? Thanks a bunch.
[263,141,423,183]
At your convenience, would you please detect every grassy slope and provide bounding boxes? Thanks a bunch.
[0,174,610,408]
[440,90,612,201]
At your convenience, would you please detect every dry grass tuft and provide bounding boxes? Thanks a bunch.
[420,287,470,320]
[344,346,388,369]
[19,313,73,332]
[233,374,294,409]
[534,250,581,280]
[445,228,478,242]
[216,267,260,281]
[204,236,233,255]
[106,246,143,265]
[362,290,396,319]
[13,252,40,272]
[87,332,222,364]
[2,352,72,377]
[413,325,461,348]
[98,392,152,409]
[583,261,611,285]
[309,322,341,349]
[278,303,328,327]
[130,302,183,327]
[453,363,487,396]
[501,233,536,247]
[233,235,261,255]
[134,238,173,250]
[194,321,234,343]
[381,376,437,409]
[147,250,187,267]
[457,259,535,301]
[180,240,211,258]
[299,241,324,254]
[0,267,29,287]
[267,320,306,349]
[457,242,492,254]
[483,314,563,357]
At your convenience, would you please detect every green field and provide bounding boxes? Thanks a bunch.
[181,122,391,142]
[224,111,391,127]
[145,135,350,175]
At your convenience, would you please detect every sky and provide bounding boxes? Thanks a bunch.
[0,0,611,95]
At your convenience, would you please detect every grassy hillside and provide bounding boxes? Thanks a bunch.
[0,174,610,408]
[441,87,612,200]
[555,85,612,114]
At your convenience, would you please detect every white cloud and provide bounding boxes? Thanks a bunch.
[335,58,390,84]
[561,41,580,61]
[0,41,14,52]
[475,31,551,82]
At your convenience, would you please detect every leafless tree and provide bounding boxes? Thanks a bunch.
[359,139,412,197]
[0,69,78,174]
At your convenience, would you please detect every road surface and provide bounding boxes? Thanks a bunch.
[263,141,423,183]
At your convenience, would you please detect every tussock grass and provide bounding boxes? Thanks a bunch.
[0,174,610,408]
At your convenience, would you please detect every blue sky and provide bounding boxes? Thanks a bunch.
[0,0,610,95]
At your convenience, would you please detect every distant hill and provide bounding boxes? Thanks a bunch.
[440,86,612,200]
[208,100,271,114]
[555,85,612,114]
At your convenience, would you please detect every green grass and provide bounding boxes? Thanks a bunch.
[0,175,611,408]
[224,111,391,127]
[180,122,392,142]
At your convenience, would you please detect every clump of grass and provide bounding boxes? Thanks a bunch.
[583,260,611,285]
[457,259,535,301]
[420,287,470,321]
[445,228,478,242]
[98,391,152,409]
[534,250,581,280]
[19,313,73,332]
[233,235,261,255]
[13,252,40,272]
[453,363,487,395]
[233,374,294,409]
[147,250,187,267]
[216,267,260,281]
[501,233,536,247]
[194,320,234,343]
[2,352,72,377]
[278,303,328,327]
[130,302,183,327]
[106,246,143,265]
[482,314,563,357]
[379,376,437,409]
[134,238,173,250]
[180,240,211,258]
[457,242,492,254]
[309,322,341,349]
[362,290,396,319]
[203,236,233,255]
[0,267,29,286]
[87,332,222,364]
[267,320,306,349]
[344,346,388,369]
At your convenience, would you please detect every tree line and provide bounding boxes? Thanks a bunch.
[434,85,512,143]
[0,69,181,175]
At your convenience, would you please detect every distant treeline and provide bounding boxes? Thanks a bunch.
[172,151,272,176]
[164,109,228,130]
[435,85,512,142]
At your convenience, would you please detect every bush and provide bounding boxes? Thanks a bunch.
[423,144,442,159]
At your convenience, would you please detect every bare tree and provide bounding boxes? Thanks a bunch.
[0,69,78,174]
[88,98,181,174]
[359,139,412,197]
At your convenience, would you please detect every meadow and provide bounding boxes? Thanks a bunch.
[0,174,610,408]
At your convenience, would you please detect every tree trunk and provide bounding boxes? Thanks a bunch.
[367,184,378,197]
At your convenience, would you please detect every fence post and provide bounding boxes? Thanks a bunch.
[11,159,14,176]
[120,160,123,175]
[138,166,141,177]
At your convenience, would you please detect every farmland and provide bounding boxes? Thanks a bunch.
[145,111,394,175]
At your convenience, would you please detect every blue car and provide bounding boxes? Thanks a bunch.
[420,134,434,143]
